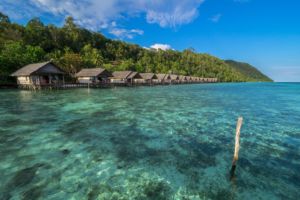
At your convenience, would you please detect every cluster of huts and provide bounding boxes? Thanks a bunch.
[11,61,218,89]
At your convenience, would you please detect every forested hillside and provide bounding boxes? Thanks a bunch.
[225,60,272,82]
[0,12,271,82]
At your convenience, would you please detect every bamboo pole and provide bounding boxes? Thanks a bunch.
[230,117,243,180]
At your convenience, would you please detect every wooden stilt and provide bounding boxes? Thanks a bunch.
[230,117,243,180]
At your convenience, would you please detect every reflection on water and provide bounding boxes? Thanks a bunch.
[0,83,300,199]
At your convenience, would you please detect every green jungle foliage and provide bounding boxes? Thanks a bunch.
[0,12,272,82]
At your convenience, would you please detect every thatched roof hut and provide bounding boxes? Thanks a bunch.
[128,71,142,79]
[112,71,133,79]
[156,74,171,81]
[140,73,158,80]
[75,68,111,84]
[179,75,187,81]
[191,77,198,81]
[111,71,142,83]
[170,74,179,80]
[156,74,166,81]
[75,68,111,78]
[11,61,65,86]
[11,61,65,77]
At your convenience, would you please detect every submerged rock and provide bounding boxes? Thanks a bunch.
[3,163,46,199]
[61,149,71,155]
[22,185,44,200]
[8,164,41,187]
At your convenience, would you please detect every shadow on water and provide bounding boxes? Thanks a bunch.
[1,163,49,200]
[109,122,154,166]
[21,184,44,200]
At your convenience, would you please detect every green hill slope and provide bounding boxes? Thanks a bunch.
[225,60,272,82]
[0,12,272,82]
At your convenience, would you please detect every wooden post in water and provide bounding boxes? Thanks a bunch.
[230,117,243,180]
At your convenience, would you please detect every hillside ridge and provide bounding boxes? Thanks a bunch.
[225,60,272,82]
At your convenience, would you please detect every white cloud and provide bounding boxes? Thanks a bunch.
[210,14,222,23]
[32,0,121,30]
[0,0,205,38]
[144,0,204,28]
[109,28,144,39]
[150,44,172,51]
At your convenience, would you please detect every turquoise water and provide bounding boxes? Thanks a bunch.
[0,83,299,200]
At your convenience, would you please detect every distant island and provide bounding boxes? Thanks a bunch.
[224,60,272,82]
[0,12,272,83]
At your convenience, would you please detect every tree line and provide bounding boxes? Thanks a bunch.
[0,12,271,82]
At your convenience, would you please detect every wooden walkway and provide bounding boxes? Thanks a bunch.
[10,80,218,90]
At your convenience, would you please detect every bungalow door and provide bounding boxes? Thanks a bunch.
[40,75,49,85]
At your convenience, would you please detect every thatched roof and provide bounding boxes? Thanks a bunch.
[11,61,65,76]
[165,74,171,80]
[128,72,142,79]
[75,68,111,77]
[179,75,186,80]
[112,71,133,79]
[140,73,157,80]
[156,73,171,80]
[156,74,166,80]
[170,74,179,80]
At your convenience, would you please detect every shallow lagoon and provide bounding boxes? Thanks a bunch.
[0,83,299,199]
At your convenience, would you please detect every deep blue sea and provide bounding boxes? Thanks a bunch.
[0,83,299,200]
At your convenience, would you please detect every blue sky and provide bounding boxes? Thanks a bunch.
[1,0,300,81]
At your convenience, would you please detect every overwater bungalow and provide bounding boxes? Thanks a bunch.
[170,74,179,84]
[128,72,143,84]
[11,61,65,89]
[184,76,189,81]
[75,68,112,84]
[156,74,171,84]
[208,78,218,83]
[186,76,192,83]
[139,73,158,84]
[179,75,187,83]
[110,71,142,84]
